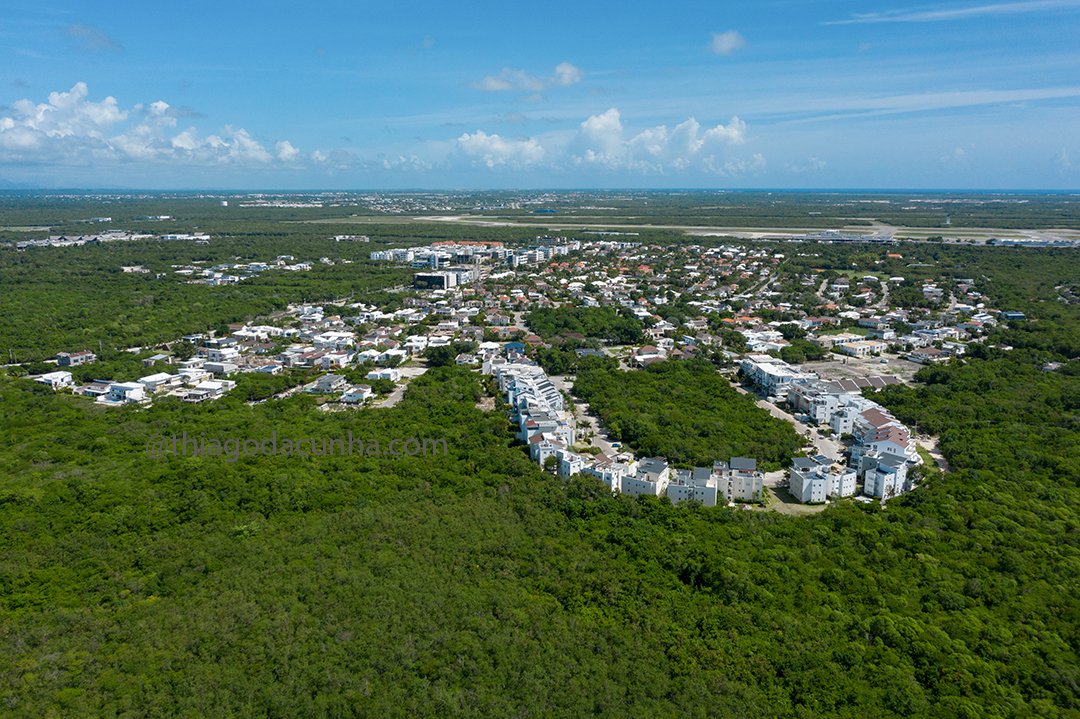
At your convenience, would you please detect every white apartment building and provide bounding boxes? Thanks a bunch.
[99,382,148,405]
[621,457,671,498]
[666,467,720,507]
[790,457,857,503]
[739,355,814,401]
[716,458,765,503]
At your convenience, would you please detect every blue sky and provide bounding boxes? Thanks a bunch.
[1,0,1079,189]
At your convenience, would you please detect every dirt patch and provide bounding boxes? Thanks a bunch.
[802,355,923,384]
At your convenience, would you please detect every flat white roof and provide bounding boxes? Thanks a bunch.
[140,372,176,382]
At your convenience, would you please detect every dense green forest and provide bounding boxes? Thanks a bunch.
[1,196,1078,716]
[572,358,804,469]
[525,306,644,344]
[1,351,1077,716]
[0,237,411,361]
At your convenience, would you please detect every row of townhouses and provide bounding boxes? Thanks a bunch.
[740,355,921,503]
[491,360,764,506]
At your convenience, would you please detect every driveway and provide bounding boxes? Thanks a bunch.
[732,383,846,462]
[248,380,311,406]
[371,361,429,408]
[548,374,623,457]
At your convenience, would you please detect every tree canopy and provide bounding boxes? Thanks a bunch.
[525,306,644,345]
[1,355,1077,716]
[572,358,804,469]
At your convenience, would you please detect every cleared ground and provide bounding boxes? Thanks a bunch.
[759,480,830,516]
[801,354,924,384]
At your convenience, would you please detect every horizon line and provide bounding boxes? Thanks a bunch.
[1,187,1078,195]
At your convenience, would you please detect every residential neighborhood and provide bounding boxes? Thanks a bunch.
[19,231,1008,507]
[2,3,1076,709]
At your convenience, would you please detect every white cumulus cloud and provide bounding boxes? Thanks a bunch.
[227,128,273,163]
[577,107,625,166]
[708,153,766,175]
[571,108,749,172]
[6,82,127,145]
[787,156,827,174]
[0,82,306,169]
[474,62,585,93]
[710,30,746,55]
[457,130,545,168]
[276,140,301,162]
[552,62,584,87]
[381,154,432,171]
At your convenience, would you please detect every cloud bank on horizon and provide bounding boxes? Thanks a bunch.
[0,83,765,182]
[0,83,308,167]
[1,1,1078,189]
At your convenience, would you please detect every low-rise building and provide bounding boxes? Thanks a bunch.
[318,352,353,370]
[35,371,74,390]
[789,457,856,503]
[99,382,149,405]
[813,332,863,350]
[138,372,181,393]
[739,355,814,401]
[340,385,374,404]
[184,379,235,403]
[179,368,213,386]
[907,347,949,364]
[313,374,348,393]
[837,339,887,358]
[57,350,96,367]
[665,467,720,507]
[789,457,829,504]
[79,381,111,399]
[860,453,911,503]
[716,457,764,503]
[313,331,356,350]
[557,450,590,478]
[206,346,240,363]
[621,457,671,497]
[203,361,239,376]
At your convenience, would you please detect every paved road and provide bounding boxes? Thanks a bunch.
[549,367,850,466]
[732,383,845,462]
[547,374,624,458]
[249,381,310,405]
[874,280,891,311]
[374,383,408,408]
[815,277,828,303]
[744,261,784,298]
[371,362,429,408]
